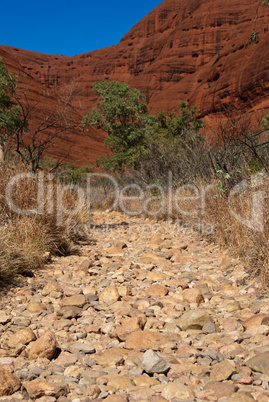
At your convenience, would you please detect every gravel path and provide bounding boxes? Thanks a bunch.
[0,211,268,401]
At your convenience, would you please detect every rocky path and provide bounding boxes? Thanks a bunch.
[0,211,269,401]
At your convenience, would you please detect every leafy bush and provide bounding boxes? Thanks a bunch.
[83,80,154,171]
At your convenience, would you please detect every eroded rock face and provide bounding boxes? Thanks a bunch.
[0,48,106,167]
[1,0,269,165]
[2,0,269,119]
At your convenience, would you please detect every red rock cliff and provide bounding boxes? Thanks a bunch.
[1,0,269,164]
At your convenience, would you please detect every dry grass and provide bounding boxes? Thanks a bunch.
[0,165,92,283]
[0,217,49,281]
[205,182,269,283]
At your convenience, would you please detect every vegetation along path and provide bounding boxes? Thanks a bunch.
[0,211,269,401]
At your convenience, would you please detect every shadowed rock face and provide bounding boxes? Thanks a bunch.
[1,0,269,164]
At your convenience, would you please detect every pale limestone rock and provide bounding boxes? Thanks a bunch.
[147,285,169,297]
[26,302,47,313]
[125,330,175,351]
[23,378,69,399]
[243,314,269,329]
[161,381,195,400]
[86,384,101,398]
[8,328,36,348]
[61,294,87,308]
[42,282,62,296]
[203,381,239,399]
[182,288,204,305]
[141,349,170,374]
[176,309,213,330]
[229,391,255,401]
[99,285,121,304]
[107,375,136,390]
[104,395,129,402]
[133,374,159,386]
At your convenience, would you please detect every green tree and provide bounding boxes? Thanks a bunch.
[83,80,207,181]
[82,80,154,171]
[163,101,204,138]
[0,58,23,162]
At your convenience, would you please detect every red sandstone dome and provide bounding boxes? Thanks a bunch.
[1,0,269,165]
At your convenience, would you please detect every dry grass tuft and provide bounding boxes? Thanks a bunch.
[0,165,92,283]
[205,182,269,283]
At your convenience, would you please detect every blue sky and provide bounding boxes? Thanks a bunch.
[1,0,163,56]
